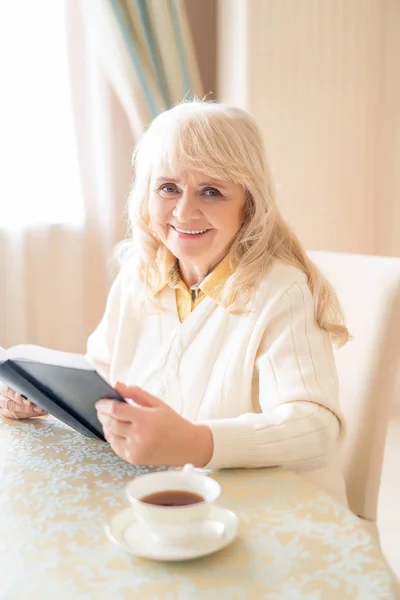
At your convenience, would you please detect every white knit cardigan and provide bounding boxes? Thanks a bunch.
[86,261,348,505]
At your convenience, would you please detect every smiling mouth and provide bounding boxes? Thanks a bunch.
[170,225,212,236]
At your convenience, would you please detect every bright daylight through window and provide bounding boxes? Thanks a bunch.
[0,1,84,228]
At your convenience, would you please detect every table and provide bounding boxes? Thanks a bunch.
[0,416,398,600]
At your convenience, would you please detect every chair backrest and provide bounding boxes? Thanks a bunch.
[308,251,400,522]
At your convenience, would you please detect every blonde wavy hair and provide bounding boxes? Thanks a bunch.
[119,99,348,347]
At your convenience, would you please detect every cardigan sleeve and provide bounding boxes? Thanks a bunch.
[201,278,345,472]
[85,269,127,381]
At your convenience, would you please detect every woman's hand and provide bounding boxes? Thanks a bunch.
[96,382,214,468]
[0,383,48,420]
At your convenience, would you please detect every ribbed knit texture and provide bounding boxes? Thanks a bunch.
[86,261,348,505]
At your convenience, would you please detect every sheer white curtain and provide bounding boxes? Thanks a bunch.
[0,2,84,229]
[0,1,132,352]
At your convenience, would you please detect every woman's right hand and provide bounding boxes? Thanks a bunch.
[0,383,48,419]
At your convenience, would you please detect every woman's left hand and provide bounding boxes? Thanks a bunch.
[95,383,214,468]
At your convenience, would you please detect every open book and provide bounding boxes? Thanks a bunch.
[0,345,125,440]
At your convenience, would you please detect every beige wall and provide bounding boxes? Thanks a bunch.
[218,0,400,257]
[376,0,400,257]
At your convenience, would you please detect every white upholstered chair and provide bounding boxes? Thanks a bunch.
[308,251,400,536]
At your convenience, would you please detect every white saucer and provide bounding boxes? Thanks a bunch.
[105,505,239,562]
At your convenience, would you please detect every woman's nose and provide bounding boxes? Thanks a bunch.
[172,193,200,222]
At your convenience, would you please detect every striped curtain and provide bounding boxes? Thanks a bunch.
[80,0,204,137]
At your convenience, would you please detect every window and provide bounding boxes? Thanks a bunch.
[0,1,84,228]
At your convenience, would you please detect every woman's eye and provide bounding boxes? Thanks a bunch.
[160,184,178,194]
[203,188,221,197]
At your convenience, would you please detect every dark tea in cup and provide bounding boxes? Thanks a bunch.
[140,490,204,507]
[126,465,221,542]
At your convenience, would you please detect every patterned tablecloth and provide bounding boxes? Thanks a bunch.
[0,416,398,600]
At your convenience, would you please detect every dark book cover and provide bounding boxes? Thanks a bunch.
[0,345,125,440]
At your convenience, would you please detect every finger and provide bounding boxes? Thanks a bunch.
[0,408,22,419]
[107,433,135,462]
[0,385,30,406]
[98,413,132,438]
[0,407,47,420]
[103,428,125,443]
[30,410,49,418]
[0,396,44,416]
[115,383,165,408]
[95,399,149,421]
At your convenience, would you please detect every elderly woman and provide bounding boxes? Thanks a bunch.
[0,101,349,505]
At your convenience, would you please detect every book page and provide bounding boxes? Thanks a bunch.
[4,345,94,370]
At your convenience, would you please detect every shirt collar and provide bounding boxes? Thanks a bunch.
[154,248,234,305]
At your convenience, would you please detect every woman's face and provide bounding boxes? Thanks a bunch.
[148,169,247,272]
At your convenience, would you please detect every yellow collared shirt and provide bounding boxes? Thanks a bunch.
[154,250,233,322]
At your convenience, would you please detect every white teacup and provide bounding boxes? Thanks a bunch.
[125,465,222,545]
